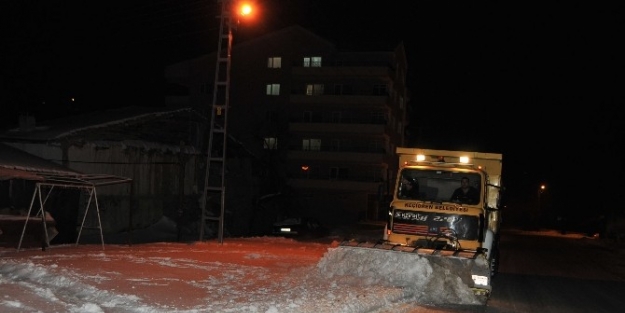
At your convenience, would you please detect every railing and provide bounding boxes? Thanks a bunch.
[288,171,384,183]
[288,114,387,124]
[291,58,395,69]
[289,87,390,97]
[287,145,386,154]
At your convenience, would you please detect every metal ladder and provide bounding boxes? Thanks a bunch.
[199,0,234,243]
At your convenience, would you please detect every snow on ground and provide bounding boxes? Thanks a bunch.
[0,239,419,313]
[5,215,609,313]
[0,217,487,313]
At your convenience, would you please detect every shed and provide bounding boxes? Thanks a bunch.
[0,143,132,250]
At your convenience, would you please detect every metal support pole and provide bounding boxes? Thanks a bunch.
[200,0,234,243]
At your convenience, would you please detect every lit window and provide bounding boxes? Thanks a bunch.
[311,57,322,67]
[305,84,324,96]
[266,84,280,95]
[303,56,322,67]
[267,57,281,68]
[302,139,321,151]
[264,137,277,149]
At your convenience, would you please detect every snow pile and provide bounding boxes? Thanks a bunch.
[317,245,485,305]
[0,260,145,313]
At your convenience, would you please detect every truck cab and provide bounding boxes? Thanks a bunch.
[385,148,504,274]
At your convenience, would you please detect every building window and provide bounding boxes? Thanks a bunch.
[372,168,382,182]
[373,84,387,95]
[266,110,276,123]
[303,56,322,67]
[330,167,348,180]
[303,111,312,122]
[334,84,343,95]
[331,111,341,123]
[264,137,278,149]
[371,112,385,124]
[369,140,383,152]
[330,139,340,151]
[303,138,321,151]
[343,85,353,95]
[266,84,280,95]
[305,84,324,96]
[399,95,405,109]
[311,56,322,67]
[200,83,212,95]
[267,57,281,68]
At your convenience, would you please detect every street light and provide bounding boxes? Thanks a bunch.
[238,2,253,17]
[537,184,546,218]
[532,183,547,228]
[200,0,256,243]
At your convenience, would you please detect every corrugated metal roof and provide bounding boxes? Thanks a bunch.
[0,106,206,185]
[1,106,204,154]
[0,143,80,178]
[0,143,131,186]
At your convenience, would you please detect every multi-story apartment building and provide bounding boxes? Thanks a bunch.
[164,25,409,228]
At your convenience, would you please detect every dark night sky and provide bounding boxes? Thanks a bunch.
[1,1,623,216]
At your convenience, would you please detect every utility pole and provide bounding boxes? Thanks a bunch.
[199,0,233,243]
[199,0,253,243]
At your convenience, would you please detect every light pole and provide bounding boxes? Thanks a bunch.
[199,0,254,243]
[537,184,546,219]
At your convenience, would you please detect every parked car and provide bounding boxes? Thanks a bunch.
[271,217,329,238]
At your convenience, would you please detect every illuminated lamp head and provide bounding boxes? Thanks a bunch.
[234,1,257,21]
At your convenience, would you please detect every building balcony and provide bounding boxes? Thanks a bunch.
[289,94,389,106]
[291,65,393,78]
[289,122,385,135]
[287,177,383,193]
[286,149,391,165]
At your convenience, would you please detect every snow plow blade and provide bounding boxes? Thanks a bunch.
[317,240,491,305]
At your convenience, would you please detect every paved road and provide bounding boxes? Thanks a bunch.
[484,229,625,313]
[339,225,625,313]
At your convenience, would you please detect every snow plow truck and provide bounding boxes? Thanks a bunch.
[318,148,503,304]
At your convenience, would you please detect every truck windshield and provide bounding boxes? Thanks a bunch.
[397,169,482,205]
